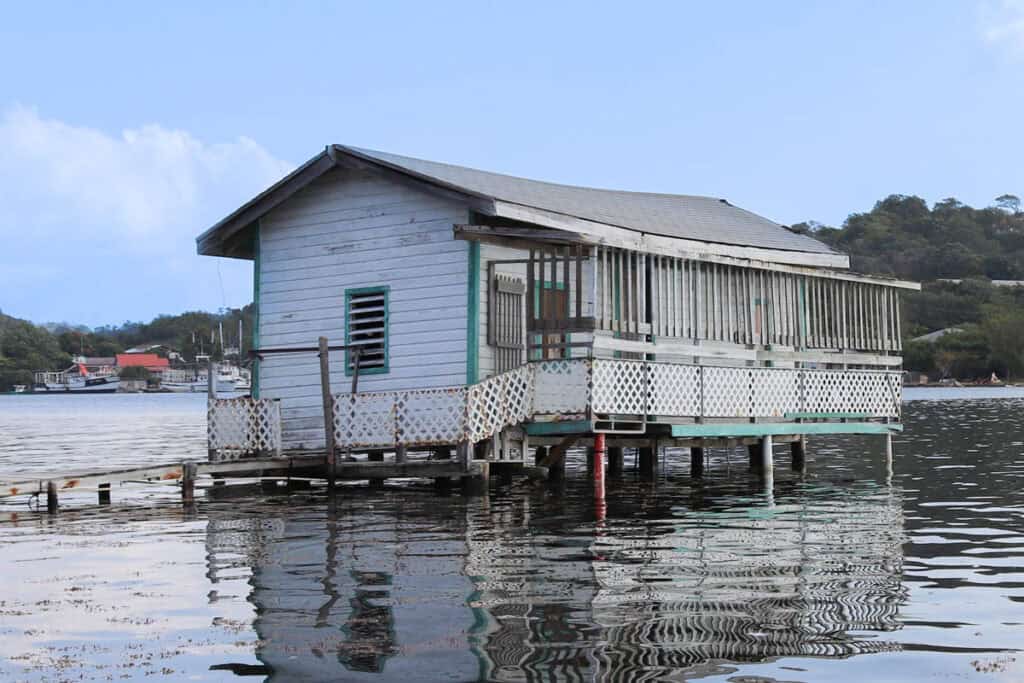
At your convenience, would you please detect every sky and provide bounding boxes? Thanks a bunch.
[2,1,1024,327]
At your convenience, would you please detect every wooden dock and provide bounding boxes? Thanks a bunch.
[0,456,489,511]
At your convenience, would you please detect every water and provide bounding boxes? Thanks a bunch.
[0,391,1022,681]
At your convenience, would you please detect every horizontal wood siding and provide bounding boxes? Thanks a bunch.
[258,168,469,450]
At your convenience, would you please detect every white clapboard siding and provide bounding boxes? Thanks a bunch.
[258,167,470,450]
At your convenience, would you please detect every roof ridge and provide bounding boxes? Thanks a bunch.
[340,145,732,204]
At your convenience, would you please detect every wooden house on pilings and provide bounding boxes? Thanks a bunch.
[196,144,919,492]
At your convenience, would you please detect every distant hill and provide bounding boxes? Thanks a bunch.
[0,305,254,391]
[794,194,1024,379]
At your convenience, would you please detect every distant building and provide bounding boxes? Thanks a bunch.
[116,353,170,373]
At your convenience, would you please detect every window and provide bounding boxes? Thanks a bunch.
[345,286,389,375]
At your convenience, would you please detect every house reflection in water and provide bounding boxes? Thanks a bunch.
[204,482,906,681]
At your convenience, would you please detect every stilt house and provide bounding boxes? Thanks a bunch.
[197,145,918,470]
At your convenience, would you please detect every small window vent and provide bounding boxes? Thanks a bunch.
[345,287,389,374]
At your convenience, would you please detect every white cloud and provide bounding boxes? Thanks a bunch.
[0,106,295,325]
[0,104,293,241]
[981,0,1024,56]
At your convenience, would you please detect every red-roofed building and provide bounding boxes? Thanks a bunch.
[116,353,170,372]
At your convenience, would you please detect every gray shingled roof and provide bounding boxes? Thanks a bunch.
[342,145,836,255]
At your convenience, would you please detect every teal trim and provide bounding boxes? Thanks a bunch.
[466,242,480,384]
[784,411,872,420]
[344,285,390,376]
[524,420,592,436]
[670,421,902,438]
[252,221,261,399]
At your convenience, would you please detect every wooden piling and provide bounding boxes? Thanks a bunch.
[760,436,774,488]
[368,449,385,489]
[98,483,111,505]
[638,446,655,478]
[457,440,472,472]
[46,481,58,513]
[747,443,761,471]
[432,446,453,490]
[884,433,894,482]
[318,337,336,490]
[534,446,548,466]
[461,461,489,496]
[182,461,197,505]
[791,437,806,472]
[395,446,408,464]
[690,447,704,478]
[607,446,624,476]
[593,434,606,502]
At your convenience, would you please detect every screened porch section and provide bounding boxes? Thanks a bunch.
[516,245,907,368]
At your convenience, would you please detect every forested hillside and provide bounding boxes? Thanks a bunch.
[796,193,1024,380]
[0,306,253,391]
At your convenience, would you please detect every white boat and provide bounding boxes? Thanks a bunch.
[34,373,121,394]
[12,385,26,393]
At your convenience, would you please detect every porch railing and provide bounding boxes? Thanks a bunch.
[331,359,901,451]
[533,359,902,420]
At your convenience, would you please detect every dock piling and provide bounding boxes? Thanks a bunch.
[607,446,623,476]
[46,481,58,514]
[690,447,704,478]
[638,446,655,478]
[98,483,111,505]
[747,443,761,471]
[593,434,606,502]
[791,437,806,473]
[760,436,774,490]
[318,337,336,490]
[182,461,197,505]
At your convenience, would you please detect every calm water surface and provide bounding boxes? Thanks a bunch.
[0,390,1022,681]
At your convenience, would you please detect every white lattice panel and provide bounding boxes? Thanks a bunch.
[804,370,900,417]
[533,359,590,415]
[702,367,753,417]
[208,398,281,461]
[647,363,701,416]
[334,392,397,448]
[752,368,802,417]
[465,365,534,443]
[591,359,647,415]
[396,388,467,446]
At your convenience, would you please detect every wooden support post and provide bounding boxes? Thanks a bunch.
[395,446,407,464]
[534,446,548,466]
[884,433,894,483]
[690,447,704,478]
[318,337,336,490]
[433,446,453,490]
[607,447,623,476]
[182,461,197,506]
[457,441,472,472]
[747,443,761,471]
[368,449,385,489]
[46,481,58,514]
[761,436,774,490]
[98,483,111,505]
[594,434,606,520]
[639,446,655,478]
[461,461,489,496]
[791,437,806,473]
